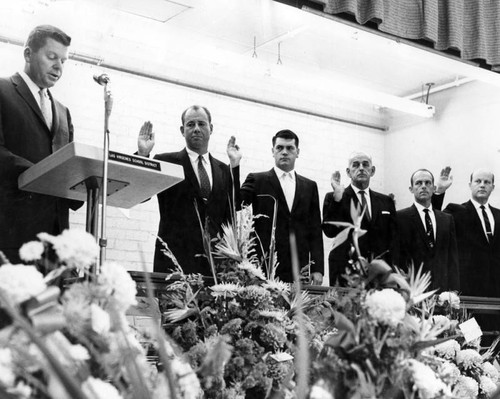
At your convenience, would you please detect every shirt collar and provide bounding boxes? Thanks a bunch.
[274,166,295,180]
[351,184,370,195]
[186,147,209,163]
[19,71,44,102]
[414,201,433,213]
[471,198,489,210]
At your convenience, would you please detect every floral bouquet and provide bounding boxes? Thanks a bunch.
[158,205,337,399]
[0,229,202,399]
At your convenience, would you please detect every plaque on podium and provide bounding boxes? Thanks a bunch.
[18,142,184,208]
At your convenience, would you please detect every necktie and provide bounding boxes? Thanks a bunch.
[359,190,371,221]
[423,208,434,248]
[197,155,211,200]
[281,172,294,211]
[481,205,493,242]
[39,89,52,129]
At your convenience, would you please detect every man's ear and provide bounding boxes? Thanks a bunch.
[346,167,351,178]
[209,123,213,134]
[180,126,185,137]
[23,47,31,62]
[370,165,376,177]
[296,148,300,157]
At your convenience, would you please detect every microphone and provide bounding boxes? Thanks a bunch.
[93,74,110,86]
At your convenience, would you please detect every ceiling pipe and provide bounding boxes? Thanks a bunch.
[404,77,475,101]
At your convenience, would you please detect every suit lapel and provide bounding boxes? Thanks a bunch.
[269,169,290,214]
[12,73,51,135]
[291,173,302,213]
[181,149,202,196]
[410,205,432,250]
[210,155,223,201]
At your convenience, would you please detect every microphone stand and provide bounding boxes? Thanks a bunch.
[98,81,113,272]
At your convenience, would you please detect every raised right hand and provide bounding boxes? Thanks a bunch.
[331,171,345,201]
[137,121,155,157]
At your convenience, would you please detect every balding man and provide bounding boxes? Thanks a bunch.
[322,152,398,286]
[433,168,500,297]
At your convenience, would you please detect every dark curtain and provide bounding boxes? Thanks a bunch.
[324,0,500,71]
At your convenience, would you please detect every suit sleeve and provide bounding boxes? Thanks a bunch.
[240,173,256,206]
[322,192,343,238]
[432,193,445,211]
[448,216,460,291]
[309,182,324,275]
[231,165,241,211]
[388,197,400,268]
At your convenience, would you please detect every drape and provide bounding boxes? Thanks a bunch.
[324,0,500,72]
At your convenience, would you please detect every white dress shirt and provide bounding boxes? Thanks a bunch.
[351,184,372,218]
[186,148,213,188]
[274,166,296,211]
[414,202,437,240]
[19,71,53,128]
[471,199,495,240]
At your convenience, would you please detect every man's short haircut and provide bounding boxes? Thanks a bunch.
[181,105,212,125]
[25,25,71,52]
[470,170,495,184]
[410,169,435,186]
[347,151,372,166]
[272,129,299,147]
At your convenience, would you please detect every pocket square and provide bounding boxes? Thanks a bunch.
[381,211,391,215]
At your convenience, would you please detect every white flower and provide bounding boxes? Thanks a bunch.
[19,241,44,262]
[0,348,15,387]
[456,349,482,369]
[10,381,32,398]
[262,280,291,294]
[82,377,123,399]
[364,289,406,327]
[482,361,500,383]
[479,375,497,396]
[51,229,99,271]
[437,291,460,309]
[406,359,451,399]
[238,260,266,280]
[453,375,479,398]
[432,315,451,331]
[438,361,461,385]
[0,264,46,303]
[433,339,460,360]
[309,379,334,399]
[260,310,289,321]
[68,344,90,362]
[210,282,243,297]
[98,262,137,311]
[91,304,111,334]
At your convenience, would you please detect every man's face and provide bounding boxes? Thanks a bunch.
[24,38,69,88]
[409,170,435,206]
[272,137,299,172]
[180,108,213,154]
[346,155,375,188]
[469,170,495,204]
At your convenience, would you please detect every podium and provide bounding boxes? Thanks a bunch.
[18,142,184,238]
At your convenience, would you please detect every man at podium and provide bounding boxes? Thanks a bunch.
[137,105,242,274]
[0,25,81,264]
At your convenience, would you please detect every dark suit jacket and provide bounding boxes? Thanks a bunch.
[322,185,398,286]
[153,149,239,274]
[434,197,500,296]
[0,73,77,263]
[240,169,324,283]
[397,205,459,291]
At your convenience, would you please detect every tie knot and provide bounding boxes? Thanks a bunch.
[423,208,430,214]
[481,205,485,210]
[359,190,366,195]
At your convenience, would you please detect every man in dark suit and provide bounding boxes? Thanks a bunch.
[397,169,459,291]
[322,152,397,286]
[240,129,323,284]
[433,168,500,297]
[0,25,80,264]
[137,106,241,274]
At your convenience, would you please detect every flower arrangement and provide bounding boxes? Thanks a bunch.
[0,230,202,399]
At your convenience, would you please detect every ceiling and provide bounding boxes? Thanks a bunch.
[1,0,500,130]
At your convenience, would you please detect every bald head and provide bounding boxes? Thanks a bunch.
[469,169,495,204]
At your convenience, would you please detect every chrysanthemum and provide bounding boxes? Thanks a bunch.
[98,262,137,312]
[438,360,461,385]
[0,264,46,303]
[364,288,406,327]
[456,349,482,369]
[81,377,122,399]
[51,229,99,271]
[210,283,243,297]
[19,241,45,262]
[262,280,290,294]
[479,375,497,396]
[453,375,479,398]
[433,339,460,360]
[91,304,111,334]
[259,310,289,322]
[0,348,15,388]
[238,260,266,280]
[482,361,499,383]
[437,291,460,309]
[432,315,451,331]
[406,359,451,399]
